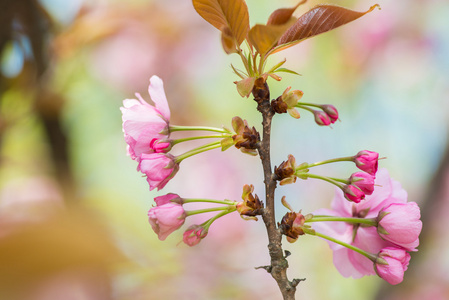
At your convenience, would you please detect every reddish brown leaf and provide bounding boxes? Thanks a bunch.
[267,0,307,25]
[275,4,380,53]
[192,0,250,46]
[248,18,296,56]
[221,27,238,54]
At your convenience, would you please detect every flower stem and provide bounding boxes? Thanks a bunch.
[183,198,237,206]
[296,105,315,113]
[310,230,378,262]
[306,216,377,227]
[175,141,222,162]
[302,173,343,188]
[296,156,354,170]
[328,177,350,184]
[186,206,235,217]
[170,125,230,134]
[202,209,236,229]
[172,134,232,145]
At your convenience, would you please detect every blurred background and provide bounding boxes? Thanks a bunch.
[0,0,448,299]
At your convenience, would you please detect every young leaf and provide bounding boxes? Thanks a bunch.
[221,27,238,54]
[267,0,307,25]
[248,19,295,56]
[274,4,380,53]
[231,64,247,79]
[274,68,301,76]
[266,58,286,73]
[192,0,250,46]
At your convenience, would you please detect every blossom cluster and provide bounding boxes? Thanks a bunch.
[120,75,422,286]
[120,76,178,190]
[311,169,422,284]
[121,76,249,246]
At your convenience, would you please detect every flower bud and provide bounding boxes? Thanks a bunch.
[183,225,208,247]
[321,105,339,123]
[148,202,186,241]
[138,153,179,191]
[349,172,375,195]
[374,247,411,285]
[149,138,172,153]
[312,110,332,126]
[354,150,379,175]
[377,202,422,251]
[154,193,182,206]
[342,184,365,203]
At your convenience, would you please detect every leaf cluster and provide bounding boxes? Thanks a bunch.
[193,0,379,92]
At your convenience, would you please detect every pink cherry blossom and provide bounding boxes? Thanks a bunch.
[342,184,365,203]
[353,150,379,175]
[312,168,409,279]
[321,105,339,123]
[313,110,331,126]
[154,193,181,206]
[138,153,179,191]
[350,172,375,195]
[183,225,208,247]
[148,202,186,241]
[374,247,411,285]
[121,76,171,160]
[377,202,422,251]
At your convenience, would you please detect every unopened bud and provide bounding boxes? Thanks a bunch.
[313,110,332,126]
[342,184,365,203]
[321,105,339,123]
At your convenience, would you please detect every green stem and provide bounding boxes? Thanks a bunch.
[237,49,251,76]
[172,134,232,145]
[253,52,259,76]
[311,230,378,262]
[306,216,377,227]
[176,141,221,162]
[296,156,354,170]
[296,102,323,109]
[296,105,315,113]
[202,209,236,229]
[328,177,350,184]
[302,173,343,188]
[186,206,234,217]
[183,198,237,206]
[170,125,229,134]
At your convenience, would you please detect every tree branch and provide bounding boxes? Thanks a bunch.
[252,77,299,299]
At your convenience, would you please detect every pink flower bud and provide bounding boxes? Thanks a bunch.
[154,193,182,206]
[321,105,339,123]
[354,150,379,175]
[349,172,375,195]
[138,153,179,191]
[121,76,171,160]
[148,202,186,241]
[342,184,365,203]
[149,138,172,153]
[374,247,411,285]
[313,110,332,126]
[183,225,208,247]
[377,202,422,251]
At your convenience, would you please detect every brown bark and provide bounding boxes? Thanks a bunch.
[253,78,302,299]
